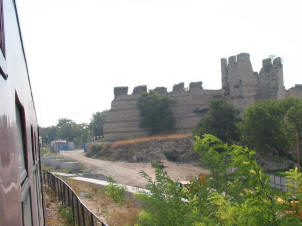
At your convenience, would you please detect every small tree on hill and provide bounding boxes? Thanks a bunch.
[193,98,240,144]
[89,110,108,138]
[137,91,176,135]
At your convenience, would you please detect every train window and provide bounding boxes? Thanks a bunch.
[21,181,33,226]
[16,99,28,183]
[0,0,5,57]
[0,0,7,80]
[31,127,35,164]
[34,132,38,162]
[34,170,42,224]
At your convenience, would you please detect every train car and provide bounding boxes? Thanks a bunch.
[0,0,44,225]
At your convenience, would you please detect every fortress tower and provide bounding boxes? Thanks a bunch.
[256,57,285,100]
[221,53,259,111]
[221,53,285,111]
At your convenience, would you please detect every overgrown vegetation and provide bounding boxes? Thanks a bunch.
[194,97,302,166]
[44,186,69,225]
[40,147,54,156]
[105,176,126,203]
[59,206,74,225]
[136,134,302,226]
[86,143,103,158]
[137,91,176,135]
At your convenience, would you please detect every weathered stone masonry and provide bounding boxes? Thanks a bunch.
[104,53,302,141]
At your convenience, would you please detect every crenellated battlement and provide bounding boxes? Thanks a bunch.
[113,81,206,99]
[189,82,203,91]
[132,85,147,95]
[105,53,302,141]
[173,82,185,93]
[221,53,251,68]
[260,57,282,73]
[153,87,168,95]
[262,58,273,68]
[114,86,128,98]
[273,57,282,67]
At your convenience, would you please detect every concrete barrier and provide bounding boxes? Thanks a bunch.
[41,157,81,170]
[60,162,81,170]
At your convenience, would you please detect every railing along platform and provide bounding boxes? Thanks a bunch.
[43,171,108,226]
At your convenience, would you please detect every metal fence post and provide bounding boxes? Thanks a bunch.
[81,204,86,226]
[76,198,81,226]
[71,192,75,226]
[63,182,65,205]
[67,186,70,206]
[90,213,94,226]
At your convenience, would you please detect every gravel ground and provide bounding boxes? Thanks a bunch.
[60,149,209,188]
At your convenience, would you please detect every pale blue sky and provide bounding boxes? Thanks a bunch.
[16,0,302,126]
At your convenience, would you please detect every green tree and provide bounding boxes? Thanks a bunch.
[193,98,240,144]
[56,118,79,141]
[240,99,296,158]
[40,126,58,144]
[73,123,90,145]
[137,91,176,135]
[89,110,108,138]
[40,119,90,146]
[287,99,302,170]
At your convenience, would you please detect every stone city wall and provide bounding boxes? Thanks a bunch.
[104,53,302,141]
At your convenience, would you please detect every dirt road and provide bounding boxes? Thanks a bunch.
[60,150,209,188]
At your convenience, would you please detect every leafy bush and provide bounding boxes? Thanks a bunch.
[137,167,208,226]
[151,160,165,168]
[86,143,103,158]
[85,152,94,158]
[40,147,54,156]
[92,144,103,152]
[137,91,176,135]
[105,176,126,203]
[59,206,73,225]
[136,134,302,226]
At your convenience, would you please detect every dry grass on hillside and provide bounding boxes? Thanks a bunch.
[110,133,192,148]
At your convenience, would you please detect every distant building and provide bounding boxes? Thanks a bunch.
[51,140,74,152]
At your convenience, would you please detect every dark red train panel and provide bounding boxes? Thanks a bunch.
[0,0,44,225]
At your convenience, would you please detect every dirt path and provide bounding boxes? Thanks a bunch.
[60,150,209,188]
